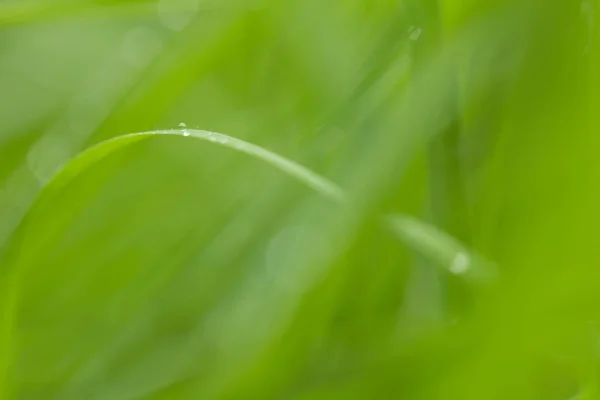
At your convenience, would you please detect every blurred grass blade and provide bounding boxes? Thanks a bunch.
[0,1,155,26]
[0,271,17,400]
[387,214,495,282]
[0,0,252,27]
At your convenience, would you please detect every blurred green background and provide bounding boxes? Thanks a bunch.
[1,0,599,399]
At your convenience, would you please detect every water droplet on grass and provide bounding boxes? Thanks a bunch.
[450,253,470,275]
[178,122,187,128]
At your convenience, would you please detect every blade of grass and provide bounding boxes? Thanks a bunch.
[0,0,250,27]
[0,269,17,400]
[387,214,496,283]
[9,127,484,280]
[16,128,484,275]
[0,1,156,26]
[43,129,345,204]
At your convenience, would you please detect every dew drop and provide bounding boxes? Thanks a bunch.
[178,122,187,128]
[449,253,470,275]
[183,130,190,137]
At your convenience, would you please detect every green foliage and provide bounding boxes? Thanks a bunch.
[0,0,599,398]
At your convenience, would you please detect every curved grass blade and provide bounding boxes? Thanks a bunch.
[21,129,345,235]
[37,128,484,278]
[17,129,487,281]
[30,129,495,285]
